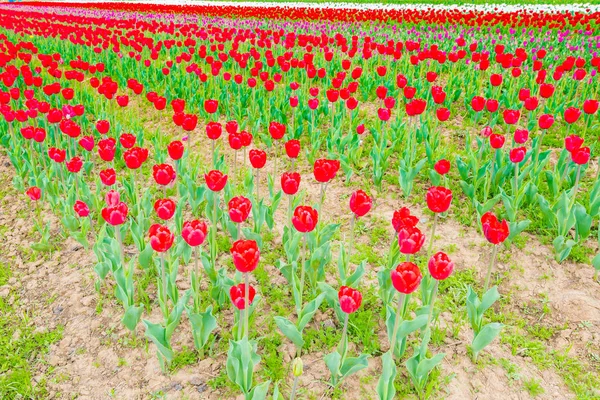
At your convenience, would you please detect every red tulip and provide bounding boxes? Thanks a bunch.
[426,186,452,213]
[149,224,174,252]
[226,120,239,135]
[98,138,116,162]
[79,135,95,151]
[490,74,502,86]
[102,202,128,226]
[502,109,520,125]
[204,99,218,114]
[153,164,176,186]
[205,170,227,192]
[230,283,255,310]
[100,168,116,186]
[471,96,485,112]
[96,120,110,135]
[583,99,598,115]
[539,83,555,98]
[489,134,506,149]
[524,97,539,111]
[572,147,590,165]
[392,207,419,232]
[74,200,90,217]
[269,121,286,140]
[510,147,527,163]
[116,95,129,107]
[206,122,222,140]
[281,172,301,195]
[538,114,554,130]
[123,147,149,169]
[292,206,318,232]
[338,286,362,314]
[66,157,83,173]
[105,190,120,207]
[513,129,529,144]
[182,114,198,132]
[48,147,66,163]
[231,239,260,273]
[119,133,136,149]
[285,140,301,159]
[228,196,252,223]
[377,107,391,121]
[428,252,454,281]
[313,159,340,183]
[167,140,184,160]
[436,108,450,121]
[391,262,422,294]
[249,149,267,169]
[564,135,583,152]
[26,187,41,201]
[182,220,208,247]
[397,225,425,254]
[349,190,372,217]
[154,198,176,220]
[481,212,509,244]
[434,159,450,175]
[564,107,581,124]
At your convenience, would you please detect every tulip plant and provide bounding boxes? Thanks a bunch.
[0,2,599,399]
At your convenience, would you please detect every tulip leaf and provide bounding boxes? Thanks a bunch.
[143,319,174,366]
[226,338,261,395]
[471,322,503,355]
[592,254,600,272]
[274,316,304,350]
[187,305,218,351]
[573,204,592,241]
[553,236,576,263]
[298,293,325,331]
[479,286,500,316]
[122,304,144,332]
[376,351,397,400]
[248,380,271,400]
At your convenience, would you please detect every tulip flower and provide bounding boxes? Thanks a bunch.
[230,283,255,310]
[292,206,318,233]
[154,198,176,220]
[182,220,208,247]
[26,186,41,201]
[231,239,260,337]
[149,224,174,253]
[313,159,340,210]
[228,196,252,239]
[398,224,425,256]
[481,212,509,292]
[100,168,116,186]
[167,140,184,161]
[392,207,419,233]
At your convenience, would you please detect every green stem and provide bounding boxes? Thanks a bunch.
[568,165,582,212]
[389,292,405,357]
[347,214,356,266]
[244,272,250,338]
[426,213,438,261]
[425,280,439,335]
[337,313,349,356]
[483,245,499,294]
[288,194,293,232]
[115,227,125,267]
[161,253,168,317]
[298,233,307,314]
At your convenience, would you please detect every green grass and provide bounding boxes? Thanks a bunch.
[0,264,64,399]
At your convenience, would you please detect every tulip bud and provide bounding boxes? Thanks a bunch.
[293,358,303,377]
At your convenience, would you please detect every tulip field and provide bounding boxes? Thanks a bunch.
[0,1,599,399]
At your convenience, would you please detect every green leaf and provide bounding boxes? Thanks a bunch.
[187,306,218,351]
[226,338,261,395]
[479,286,500,316]
[471,322,503,355]
[376,352,397,400]
[415,352,445,379]
[553,236,576,263]
[248,380,271,400]
[339,354,369,381]
[274,317,304,350]
[298,293,325,331]
[143,319,174,363]
[592,253,600,272]
[122,304,143,332]
[323,351,342,378]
